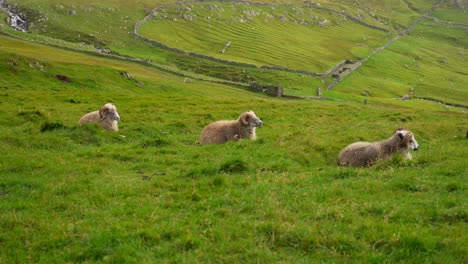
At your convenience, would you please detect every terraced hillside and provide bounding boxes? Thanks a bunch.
[138,2,392,73]
[1,0,466,101]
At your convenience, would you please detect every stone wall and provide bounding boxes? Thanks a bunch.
[249,83,283,97]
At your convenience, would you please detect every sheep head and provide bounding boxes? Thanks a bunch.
[395,128,419,150]
[99,103,120,121]
[240,110,263,127]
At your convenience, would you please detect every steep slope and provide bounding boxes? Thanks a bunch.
[0,32,467,263]
[2,0,465,105]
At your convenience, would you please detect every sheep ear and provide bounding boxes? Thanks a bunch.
[398,132,404,140]
[99,107,108,118]
[241,113,249,125]
[400,133,412,146]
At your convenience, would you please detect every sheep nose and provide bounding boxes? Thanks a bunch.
[258,120,263,127]
[414,146,419,151]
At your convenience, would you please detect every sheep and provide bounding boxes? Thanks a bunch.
[337,128,419,167]
[198,110,263,145]
[79,103,120,131]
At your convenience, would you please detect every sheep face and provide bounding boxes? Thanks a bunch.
[396,128,419,150]
[100,103,120,121]
[240,111,263,128]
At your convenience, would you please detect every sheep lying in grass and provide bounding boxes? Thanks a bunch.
[198,110,263,145]
[337,128,419,167]
[79,103,120,131]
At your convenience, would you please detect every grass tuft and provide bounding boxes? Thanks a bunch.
[40,121,67,132]
[220,158,249,174]
[142,137,168,148]
[18,110,46,123]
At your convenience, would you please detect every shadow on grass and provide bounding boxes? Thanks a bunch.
[183,157,250,179]
[40,121,125,145]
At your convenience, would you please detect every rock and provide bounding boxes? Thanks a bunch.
[29,61,45,72]
[438,57,448,64]
[55,75,71,83]
[97,48,112,54]
[208,4,224,12]
[183,14,196,21]
[120,72,133,79]
[221,41,231,54]
[244,10,259,17]
[278,15,288,22]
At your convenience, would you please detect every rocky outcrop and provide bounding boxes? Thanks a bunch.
[0,1,29,32]
[220,41,231,54]
[454,0,465,12]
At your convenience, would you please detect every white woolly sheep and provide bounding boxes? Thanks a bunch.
[337,128,419,167]
[79,103,120,131]
[198,110,263,145]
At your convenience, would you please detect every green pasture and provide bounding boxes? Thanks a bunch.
[1,0,466,103]
[139,2,391,73]
[334,17,467,106]
[0,0,467,262]
[0,32,467,263]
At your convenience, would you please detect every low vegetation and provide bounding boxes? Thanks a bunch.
[0,0,466,262]
[139,2,390,72]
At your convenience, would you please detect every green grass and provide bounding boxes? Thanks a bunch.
[334,16,467,106]
[0,33,467,263]
[2,0,466,102]
[434,1,468,24]
[139,3,390,73]
[0,0,467,262]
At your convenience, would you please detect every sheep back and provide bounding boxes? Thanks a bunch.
[198,111,262,145]
[78,103,119,131]
[337,128,418,167]
[199,120,242,145]
[337,142,380,167]
[79,111,100,125]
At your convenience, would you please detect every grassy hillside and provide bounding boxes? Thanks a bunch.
[333,6,467,105]
[0,0,467,262]
[0,33,467,263]
[1,0,465,102]
[139,2,391,73]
